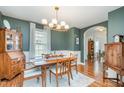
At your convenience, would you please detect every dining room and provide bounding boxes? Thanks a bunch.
[0,6,124,87]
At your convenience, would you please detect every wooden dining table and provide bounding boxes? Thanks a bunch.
[32,57,76,87]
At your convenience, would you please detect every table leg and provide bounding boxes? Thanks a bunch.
[103,65,105,82]
[69,61,73,80]
[103,64,108,83]
[41,66,46,87]
[120,75,123,87]
[117,74,119,84]
[56,63,58,87]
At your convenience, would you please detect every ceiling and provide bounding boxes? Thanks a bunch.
[0,6,121,29]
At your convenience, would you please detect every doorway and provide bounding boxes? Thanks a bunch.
[84,26,107,64]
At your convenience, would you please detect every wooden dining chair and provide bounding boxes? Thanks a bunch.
[24,62,41,80]
[70,53,78,74]
[49,59,71,87]
[23,62,44,86]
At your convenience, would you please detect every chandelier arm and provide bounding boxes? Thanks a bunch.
[55,7,59,20]
[56,10,58,20]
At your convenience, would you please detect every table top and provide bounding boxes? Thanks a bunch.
[32,57,76,66]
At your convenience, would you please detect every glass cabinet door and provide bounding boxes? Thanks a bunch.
[15,32,22,50]
[6,32,14,51]
[5,31,22,51]
[15,33,19,50]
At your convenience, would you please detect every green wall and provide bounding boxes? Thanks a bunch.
[0,13,80,51]
[51,31,68,50]
[80,21,108,62]
[108,6,124,42]
[68,27,80,50]
[0,12,2,27]
[51,27,80,51]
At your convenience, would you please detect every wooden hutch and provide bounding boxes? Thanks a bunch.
[0,28,25,87]
[88,38,94,62]
[103,42,124,86]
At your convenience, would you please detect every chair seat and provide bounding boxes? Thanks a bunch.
[24,69,41,78]
[50,66,68,74]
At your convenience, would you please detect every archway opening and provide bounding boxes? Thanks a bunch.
[84,26,107,64]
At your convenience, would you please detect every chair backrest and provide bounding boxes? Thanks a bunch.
[55,58,71,74]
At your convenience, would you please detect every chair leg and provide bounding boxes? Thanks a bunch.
[60,66,62,79]
[103,65,106,83]
[76,63,78,74]
[56,63,59,87]
[56,74,58,87]
[70,67,73,80]
[67,71,70,86]
[37,77,40,83]
[40,75,43,87]
[42,74,46,87]
[44,67,47,87]
[49,71,51,83]
[120,75,123,87]
[117,74,119,84]
[63,65,65,72]
[60,73,62,79]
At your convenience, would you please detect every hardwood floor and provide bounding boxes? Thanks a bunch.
[77,61,120,87]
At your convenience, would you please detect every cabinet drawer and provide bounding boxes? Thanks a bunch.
[0,73,24,87]
[8,61,24,79]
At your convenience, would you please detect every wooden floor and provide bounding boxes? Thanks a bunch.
[77,61,121,87]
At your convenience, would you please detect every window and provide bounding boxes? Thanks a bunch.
[34,29,49,56]
[30,23,51,58]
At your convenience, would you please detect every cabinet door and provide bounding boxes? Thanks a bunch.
[112,44,121,68]
[105,45,113,65]
[19,32,23,50]
[0,54,4,79]
[0,31,5,53]
[105,44,121,68]
[5,31,15,51]
[15,32,22,50]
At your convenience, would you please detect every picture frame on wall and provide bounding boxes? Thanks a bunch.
[76,37,79,45]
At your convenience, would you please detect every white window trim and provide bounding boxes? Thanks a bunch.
[29,23,51,58]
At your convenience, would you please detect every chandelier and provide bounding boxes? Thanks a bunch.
[41,6,69,32]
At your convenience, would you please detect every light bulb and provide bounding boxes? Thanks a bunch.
[60,21,66,26]
[52,18,57,25]
[65,25,69,29]
[56,24,61,30]
[42,19,48,25]
[49,23,54,28]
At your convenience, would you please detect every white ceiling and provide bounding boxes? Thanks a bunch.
[0,6,121,29]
